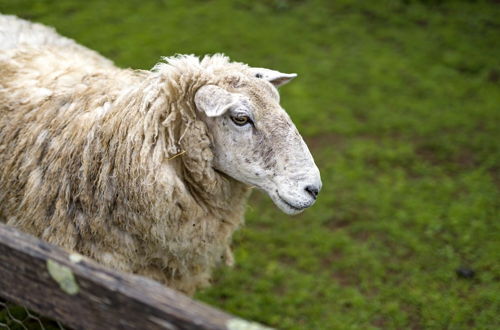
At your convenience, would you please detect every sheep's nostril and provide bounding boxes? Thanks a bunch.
[305,185,319,199]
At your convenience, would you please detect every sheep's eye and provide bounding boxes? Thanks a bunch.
[231,115,251,126]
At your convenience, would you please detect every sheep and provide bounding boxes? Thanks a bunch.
[0,15,322,295]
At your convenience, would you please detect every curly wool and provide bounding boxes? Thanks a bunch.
[0,46,252,295]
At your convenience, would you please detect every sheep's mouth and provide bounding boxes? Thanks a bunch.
[278,196,304,211]
[274,191,307,215]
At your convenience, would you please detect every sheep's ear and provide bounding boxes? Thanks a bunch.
[249,67,297,87]
[195,85,238,117]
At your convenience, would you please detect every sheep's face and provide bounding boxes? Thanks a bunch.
[195,68,321,215]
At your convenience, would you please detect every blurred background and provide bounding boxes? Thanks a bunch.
[1,0,499,328]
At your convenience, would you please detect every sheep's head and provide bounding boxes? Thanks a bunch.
[194,67,321,215]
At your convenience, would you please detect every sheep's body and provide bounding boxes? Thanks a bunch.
[0,14,113,66]
[0,19,252,294]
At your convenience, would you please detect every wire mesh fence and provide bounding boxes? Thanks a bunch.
[0,298,67,330]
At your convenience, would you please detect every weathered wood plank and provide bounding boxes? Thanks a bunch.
[0,222,258,330]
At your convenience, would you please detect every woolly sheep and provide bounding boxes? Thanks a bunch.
[0,15,322,295]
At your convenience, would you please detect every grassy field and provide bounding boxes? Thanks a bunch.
[1,0,499,329]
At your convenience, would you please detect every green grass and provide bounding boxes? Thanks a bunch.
[1,0,499,328]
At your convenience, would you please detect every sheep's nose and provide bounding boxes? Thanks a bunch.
[304,185,320,200]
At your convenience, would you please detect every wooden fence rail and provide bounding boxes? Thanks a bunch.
[0,222,269,330]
